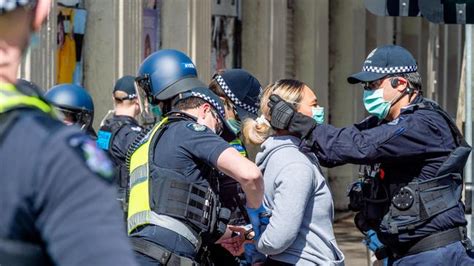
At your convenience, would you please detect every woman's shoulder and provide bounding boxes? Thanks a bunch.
[268,145,317,174]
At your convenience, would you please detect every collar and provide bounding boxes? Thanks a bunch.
[112,114,139,125]
[399,94,423,114]
[167,111,198,122]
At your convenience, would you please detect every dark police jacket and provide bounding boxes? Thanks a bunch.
[0,93,137,265]
[97,115,142,189]
[307,95,467,248]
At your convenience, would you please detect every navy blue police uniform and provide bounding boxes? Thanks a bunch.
[0,84,137,266]
[268,45,473,265]
[130,114,232,266]
[98,115,142,208]
[97,75,143,212]
[311,95,467,241]
[129,50,238,265]
[209,69,264,265]
[98,116,142,179]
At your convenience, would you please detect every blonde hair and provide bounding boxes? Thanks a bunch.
[242,79,306,145]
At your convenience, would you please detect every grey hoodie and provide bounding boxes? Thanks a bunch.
[256,136,345,266]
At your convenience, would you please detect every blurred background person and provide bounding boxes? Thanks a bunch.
[44,83,97,138]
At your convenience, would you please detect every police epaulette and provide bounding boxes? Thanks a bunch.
[125,124,154,172]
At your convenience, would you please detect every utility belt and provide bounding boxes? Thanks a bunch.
[382,173,462,234]
[0,238,50,266]
[130,238,199,266]
[373,227,471,260]
[348,171,462,235]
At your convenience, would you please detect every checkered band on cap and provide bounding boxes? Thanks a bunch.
[215,75,259,115]
[0,0,33,14]
[190,91,226,118]
[362,65,417,74]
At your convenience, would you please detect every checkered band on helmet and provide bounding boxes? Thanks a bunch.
[190,91,226,118]
[215,75,259,115]
[0,0,33,14]
[362,65,417,74]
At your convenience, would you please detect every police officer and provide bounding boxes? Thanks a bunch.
[16,78,44,96]
[97,75,143,214]
[44,83,97,138]
[268,45,473,265]
[209,69,264,265]
[127,49,265,265]
[0,1,137,265]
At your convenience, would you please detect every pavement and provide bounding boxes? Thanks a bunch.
[334,212,370,266]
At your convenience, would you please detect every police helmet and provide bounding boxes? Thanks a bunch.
[136,49,206,102]
[45,84,94,130]
[173,87,236,142]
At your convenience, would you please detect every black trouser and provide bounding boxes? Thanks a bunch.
[208,244,240,265]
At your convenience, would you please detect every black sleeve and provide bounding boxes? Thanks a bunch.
[33,129,137,266]
[310,112,453,167]
[111,124,142,161]
[181,123,231,167]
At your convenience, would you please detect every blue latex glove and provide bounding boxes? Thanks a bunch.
[363,230,388,265]
[363,230,384,252]
[245,204,271,240]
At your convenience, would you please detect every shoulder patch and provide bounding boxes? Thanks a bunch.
[186,122,207,132]
[69,135,114,182]
[96,129,112,150]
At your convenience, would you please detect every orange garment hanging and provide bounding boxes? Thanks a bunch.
[57,8,76,84]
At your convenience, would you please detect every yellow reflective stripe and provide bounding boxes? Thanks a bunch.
[0,87,52,114]
[127,210,201,248]
[128,210,152,233]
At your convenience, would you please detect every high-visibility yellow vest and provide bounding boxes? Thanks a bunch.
[0,83,53,115]
[127,117,170,234]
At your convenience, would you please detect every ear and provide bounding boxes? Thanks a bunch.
[32,0,51,32]
[393,77,408,92]
[202,102,212,111]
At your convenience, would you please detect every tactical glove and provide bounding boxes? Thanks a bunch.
[268,94,317,138]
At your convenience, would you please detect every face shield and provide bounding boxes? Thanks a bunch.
[135,75,161,125]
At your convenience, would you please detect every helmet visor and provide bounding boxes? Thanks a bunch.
[135,75,158,125]
[55,107,92,130]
